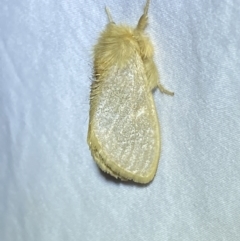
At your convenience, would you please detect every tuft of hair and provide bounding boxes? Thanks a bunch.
[94,0,153,78]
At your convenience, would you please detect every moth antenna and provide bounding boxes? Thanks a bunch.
[144,0,150,16]
[136,0,150,31]
[105,7,114,23]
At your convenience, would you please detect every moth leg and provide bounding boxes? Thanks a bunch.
[157,82,174,96]
[144,58,174,95]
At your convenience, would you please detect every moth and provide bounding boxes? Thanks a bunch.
[88,0,173,184]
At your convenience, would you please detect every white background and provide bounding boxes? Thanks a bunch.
[1,0,240,240]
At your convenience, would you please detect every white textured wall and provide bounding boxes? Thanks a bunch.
[1,0,240,240]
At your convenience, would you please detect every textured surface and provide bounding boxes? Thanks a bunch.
[89,56,160,181]
[1,0,240,240]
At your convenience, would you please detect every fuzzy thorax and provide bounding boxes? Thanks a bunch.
[94,23,154,77]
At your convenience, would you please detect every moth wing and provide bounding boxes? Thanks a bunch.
[88,54,160,183]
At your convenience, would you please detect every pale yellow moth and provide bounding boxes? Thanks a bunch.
[88,0,173,184]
